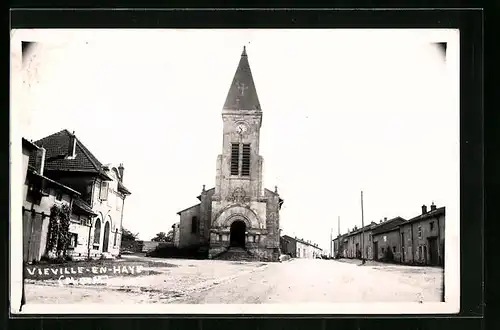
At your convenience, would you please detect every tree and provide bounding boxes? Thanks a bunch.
[152,231,172,242]
[122,228,139,241]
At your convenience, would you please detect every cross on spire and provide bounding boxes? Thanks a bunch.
[237,82,248,96]
[223,46,261,111]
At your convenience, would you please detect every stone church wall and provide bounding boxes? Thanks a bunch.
[178,204,201,248]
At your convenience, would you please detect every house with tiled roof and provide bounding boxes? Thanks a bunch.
[398,203,445,266]
[371,217,407,262]
[333,203,445,266]
[28,129,131,259]
[22,138,83,262]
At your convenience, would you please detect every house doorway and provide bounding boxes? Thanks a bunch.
[230,220,246,248]
[428,237,439,265]
[102,222,110,253]
[373,242,379,261]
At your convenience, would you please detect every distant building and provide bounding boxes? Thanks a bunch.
[332,234,347,259]
[332,203,445,266]
[27,130,131,259]
[343,221,379,259]
[371,217,407,262]
[280,235,322,259]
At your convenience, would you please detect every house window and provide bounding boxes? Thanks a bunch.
[85,183,93,205]
[230,143,240,176]
[368,234,372,242]
[113,229,118,247]
[56,190,63,201]
[81,216,90,226]
[417,225,422,238]
[393,246,396,253]
[241,144,251,176]
[100,181,109,201]
[69,233,78,248]
[430,221,434,231]
[191,216,198,233]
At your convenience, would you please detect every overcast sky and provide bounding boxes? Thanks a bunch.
[15,29,459,252]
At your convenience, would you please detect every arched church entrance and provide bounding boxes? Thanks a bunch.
[230,220,246,248]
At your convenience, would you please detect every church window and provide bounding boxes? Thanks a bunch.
[241,144,251,176]
[230,143,240,176]
[191,216,198,233]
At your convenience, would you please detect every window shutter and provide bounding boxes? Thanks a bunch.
[100,181,109,200]
[230,143,240,175]
[241,144,251,176]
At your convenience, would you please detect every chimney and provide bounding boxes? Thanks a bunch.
[384,217,387,221]
[118,163,125,182]
[422,204,428,214]
[37,147,46,176]
[430,202,437,211]
[380,220,382,223]
[68,131,77,159]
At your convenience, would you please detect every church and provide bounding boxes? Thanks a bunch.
[176,46,284,262]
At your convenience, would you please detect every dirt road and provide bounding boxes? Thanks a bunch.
[24,256,443,304]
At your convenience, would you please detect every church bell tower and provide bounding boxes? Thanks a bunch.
[214,46,264,202]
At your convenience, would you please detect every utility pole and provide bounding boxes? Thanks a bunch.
[338,216,341,237]
[330,228,333,258]
[361,191,366,265]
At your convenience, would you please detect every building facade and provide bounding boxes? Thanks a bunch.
[27,130,131,259]
[333,204,445,266]
[399,204,445,266]
[22,138,83,262]
[176,47,284,262]
[280,235,322,259]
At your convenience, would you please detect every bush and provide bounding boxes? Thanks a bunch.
[146,245,207,259]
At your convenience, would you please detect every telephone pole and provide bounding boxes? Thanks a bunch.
[361,191,366,265]
[330,228,333,258]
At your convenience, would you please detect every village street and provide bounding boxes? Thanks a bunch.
[24,255,443,305]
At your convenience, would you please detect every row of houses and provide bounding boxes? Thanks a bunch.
[332,203,445,266]
[22,129,131,263]
[280,235,323,259]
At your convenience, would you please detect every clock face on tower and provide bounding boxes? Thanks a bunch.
[236,123,247,134]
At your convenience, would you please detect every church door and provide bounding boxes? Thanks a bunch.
[230,220,246,248]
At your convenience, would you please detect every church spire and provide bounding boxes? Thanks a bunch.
[223,46,261,111]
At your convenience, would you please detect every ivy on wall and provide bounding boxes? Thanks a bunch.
[46,203,71,257]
